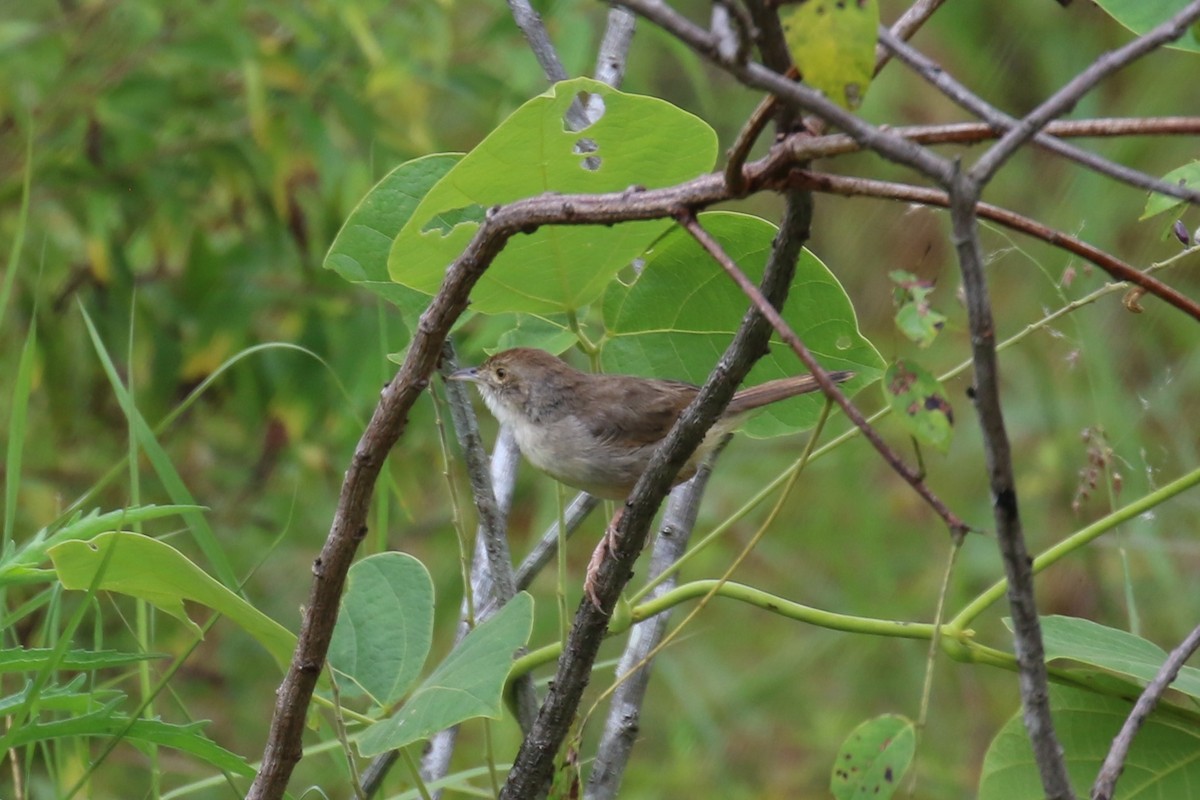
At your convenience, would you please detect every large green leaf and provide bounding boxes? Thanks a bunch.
[979,686,1200,799]
[325,153,460,326]
[1093,0,1200,54]
[356,592,534,756]
[1033,615,1200,700]
[388,77,718,315]
[49,532,296,672]
[601,212,883,437]
[328,552,435,707]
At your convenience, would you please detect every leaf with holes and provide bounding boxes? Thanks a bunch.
[890,270,946,348]
[389,77,718,315]
[883,359,953,453]
[831,714,915,800]
[601,211,883,438]
[782,0,879,109]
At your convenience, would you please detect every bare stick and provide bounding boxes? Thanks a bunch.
[787,117,1200,161]
[507,0,569,83]
[879,28,1200,204]
[498,187,816,798]
[873,0,950,73]
[1091,622,1200,800]
[514,492,602,589]
[586,454,722,799]
[792,170,1200,321]
[947,169,1073,799]
[676,212,970,541]
[972,1,1200,182]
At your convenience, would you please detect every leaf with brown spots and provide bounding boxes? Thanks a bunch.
[884,359,954,453]
[830,714,915,800]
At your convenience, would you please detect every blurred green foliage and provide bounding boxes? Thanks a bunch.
[1,0,1198,798]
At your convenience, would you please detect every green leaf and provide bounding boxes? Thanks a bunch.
[329,552,435,707]
[389,77,718,315]
[0,504,197,586]
[1093,0,1200,54]
[357,592,534,756]
[4,708,253,778]
[1140,160,1200,220]
[495,313,579,355]
[883,359,954,453]
[1026,615,1200,700]
[49,532,296,672]
[0,648,164,673]
[325,153,460,329]
[979,685,1200,799]
[601,211,884,438]
[831,714,915,800]
[782,0,879,109]
[889,270,946,347]
[80,308,239,589]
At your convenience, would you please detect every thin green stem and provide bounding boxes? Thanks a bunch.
[949,465,1200,631]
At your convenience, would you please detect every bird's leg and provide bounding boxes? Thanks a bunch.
[584,505,623,609]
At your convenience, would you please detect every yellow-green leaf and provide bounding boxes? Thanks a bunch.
[782,0,879,109]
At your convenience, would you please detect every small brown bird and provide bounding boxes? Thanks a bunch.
[450,347,852,605]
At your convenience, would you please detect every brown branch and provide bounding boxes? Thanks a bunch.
[674,212,970,541]
[1091,622,1200,800]
[792,170,1200,321]
[498,188,817,799]
[783,117,1200,163]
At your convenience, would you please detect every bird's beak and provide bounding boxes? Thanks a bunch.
[448,366,479,383]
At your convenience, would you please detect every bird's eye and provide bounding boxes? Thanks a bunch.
[494,367,507,380]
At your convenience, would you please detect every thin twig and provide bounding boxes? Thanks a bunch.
[873,0,949,73]
[675,211,970,540]
[971,1,1200,182]
[498,187,816,799]
[878,28,1200,205]
[1091,622,1200,800]
[947,167,1073,799]
[514,492,602,589]
[792,170,1200,321]
[585,453,723,800]
[787,117,1200,161]
[725,0,951,191]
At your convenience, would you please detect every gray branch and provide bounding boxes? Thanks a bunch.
[971,1,1200,182]
[585,443,724,800]
[514,492,603,590]
[1092,622,1200,800]
[947,170,1073,799]
[879,27,1200,205]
